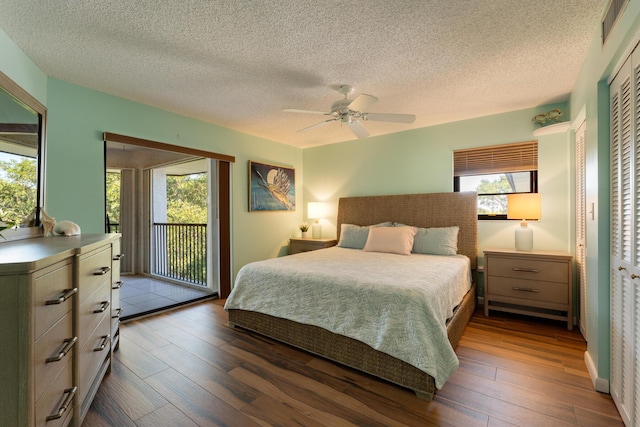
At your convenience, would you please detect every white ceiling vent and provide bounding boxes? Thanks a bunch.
[602,0,629,45]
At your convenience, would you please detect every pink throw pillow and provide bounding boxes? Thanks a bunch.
[363,226,416,255]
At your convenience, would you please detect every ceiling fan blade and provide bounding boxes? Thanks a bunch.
[283,108,330,115]
[347,94,378,112]
[297,119,337,133]
[363,112,416,123]
[346,120,369,138]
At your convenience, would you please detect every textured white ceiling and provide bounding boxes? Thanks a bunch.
[0,0,606,147]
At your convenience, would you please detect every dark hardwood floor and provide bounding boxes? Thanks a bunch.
[83,299,623,426]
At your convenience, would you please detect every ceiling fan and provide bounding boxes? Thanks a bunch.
[283,85,416,139]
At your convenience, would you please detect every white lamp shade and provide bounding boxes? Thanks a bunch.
[307,202,329,219]
[507,193,541,220]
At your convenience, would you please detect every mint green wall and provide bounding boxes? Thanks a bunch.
[303,103,573,265]
[0,27,305,282]
[45,79,303,280]
[0,27,47,104]
[569,3,640,392]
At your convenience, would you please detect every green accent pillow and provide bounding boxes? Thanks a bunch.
[412,226,459,255]
[337,222,393,249]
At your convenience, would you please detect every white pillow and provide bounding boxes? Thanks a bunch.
[363,226,416,255]
[412,226,459,255]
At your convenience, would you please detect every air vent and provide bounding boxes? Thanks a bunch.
[602,0,629,45]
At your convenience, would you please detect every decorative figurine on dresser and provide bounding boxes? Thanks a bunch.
[0,233,122,426]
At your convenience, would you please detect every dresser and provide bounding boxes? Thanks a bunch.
[289,238,337,254]
[484,248,573,330]
[0,234,121,426]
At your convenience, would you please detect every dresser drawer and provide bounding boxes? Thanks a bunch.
[111,279,122,335]
[487,257,568,283]
[78,314,110,403]
[77,245,112,305]
[34,312,74,402]
[78,282,111,344]
[35,359,74,427]
[488,276,568,304]
[34,260,74,340]
[112,239,122,282]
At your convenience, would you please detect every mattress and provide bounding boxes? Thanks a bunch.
[224,246,471,388]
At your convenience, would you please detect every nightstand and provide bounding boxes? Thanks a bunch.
[484,248,573,330]
[289,238,337,255]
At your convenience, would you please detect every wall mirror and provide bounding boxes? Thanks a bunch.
[0,71,46,241]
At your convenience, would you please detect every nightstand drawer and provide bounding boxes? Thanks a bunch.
[488,257,568,283]
[488,277,568,304]
[289,238,337,255]
[293,241,324,252]
[484,248,573,330]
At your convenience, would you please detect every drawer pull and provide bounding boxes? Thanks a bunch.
[512,287,540,293]
[113,253,124,261]
[618,265,626,271]
[94,334,111,352]
[46,336,78,363]
[94,301,110,313]
[45,386,77,421]
[631,274,639,280]
[112,308,123,319]
[112,280,124,290]
[93,266,111,275]
[512,267,539,273]
[45,288,77,305]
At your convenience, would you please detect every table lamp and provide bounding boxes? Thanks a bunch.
[507,193,541,251]
[307,202,328,238]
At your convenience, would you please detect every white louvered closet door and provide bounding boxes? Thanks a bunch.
[610,46,640,427]
[575,120,587,338]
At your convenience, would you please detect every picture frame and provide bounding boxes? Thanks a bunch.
[249,161,295,211]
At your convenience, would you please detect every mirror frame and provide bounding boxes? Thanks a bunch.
[0,71,46,242]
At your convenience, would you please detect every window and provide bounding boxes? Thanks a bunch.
[453,141,538,220]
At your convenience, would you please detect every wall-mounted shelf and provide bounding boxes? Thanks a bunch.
[533,121,572,136]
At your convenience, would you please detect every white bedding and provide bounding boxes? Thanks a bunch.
[224,246,471,388]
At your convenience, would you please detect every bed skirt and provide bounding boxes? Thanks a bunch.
[228,282,476,400]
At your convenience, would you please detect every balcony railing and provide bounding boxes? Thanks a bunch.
[153,223,207,286]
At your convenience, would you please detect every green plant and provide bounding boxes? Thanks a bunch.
[299,223,309,232]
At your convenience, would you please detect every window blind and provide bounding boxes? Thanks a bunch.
[454,141,538,176]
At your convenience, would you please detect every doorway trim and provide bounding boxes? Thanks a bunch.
[103,132,235,297]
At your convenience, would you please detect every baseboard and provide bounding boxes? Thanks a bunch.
[585,350,610,393]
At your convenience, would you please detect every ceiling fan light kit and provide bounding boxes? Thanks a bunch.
[284,85,416,139]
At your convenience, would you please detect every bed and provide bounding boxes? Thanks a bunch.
[225,191,478,400]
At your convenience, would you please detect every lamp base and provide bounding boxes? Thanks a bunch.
[311,222,322,238]
[514,222,533,251]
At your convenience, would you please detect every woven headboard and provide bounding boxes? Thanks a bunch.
[336,192,478,270]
